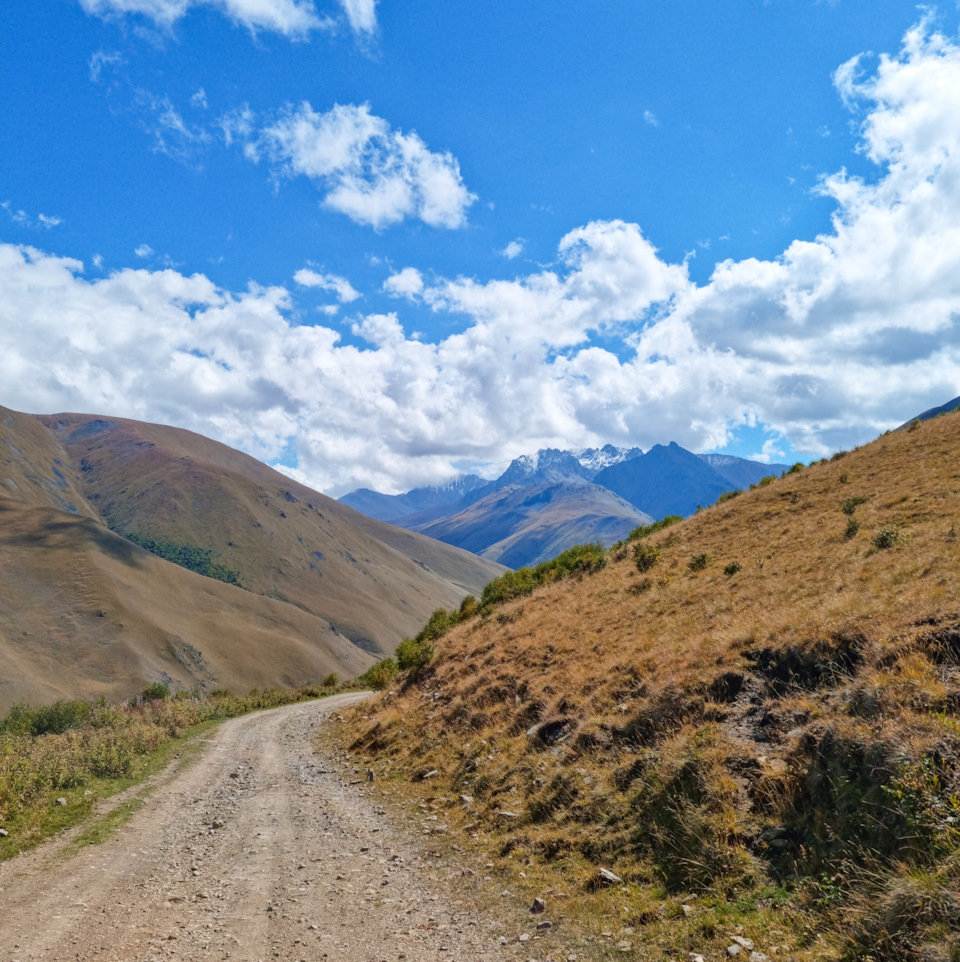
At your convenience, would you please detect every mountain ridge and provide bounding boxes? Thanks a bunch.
[340,441,789,566]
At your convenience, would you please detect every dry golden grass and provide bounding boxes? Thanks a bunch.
[341,412,960,961]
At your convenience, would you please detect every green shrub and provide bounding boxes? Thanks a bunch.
[844,519,860,540]
[723,561,742,577]
[627,516,682,542]
[688,553,710,572]
[757,475,777,487]
[358,659,399,691]
[321,673,338,688]
[480,542,606,609]
[395,637,435,671]
[417,607,461,642]
[481,567,539,608]
[633,542,661,573]
[839,472,849,484]
[0,700,94,736]
[716,490,742,504]
[786,462,804,475]
[842,495,866,515]
[459,594,479,619]
[141,682,171,702]
[874,527,907,550]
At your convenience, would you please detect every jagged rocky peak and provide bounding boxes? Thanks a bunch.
[419,474,485,497]
[497,448,592,485]
[576,443,643,474]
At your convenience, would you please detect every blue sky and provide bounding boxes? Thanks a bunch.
[2,1,960,494]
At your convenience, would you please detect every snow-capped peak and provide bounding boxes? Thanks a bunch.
[576,444,643,474]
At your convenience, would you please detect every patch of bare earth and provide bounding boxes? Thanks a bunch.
[0,694,520,962]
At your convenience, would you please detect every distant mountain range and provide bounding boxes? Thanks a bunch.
[340,443,789,567]
[0,406,504,709]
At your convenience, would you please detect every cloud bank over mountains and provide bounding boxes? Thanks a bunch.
[3,22,960,495]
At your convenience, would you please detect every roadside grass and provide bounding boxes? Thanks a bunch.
[64,723,214,854]
[339,409,960,961]
[68,796,146,852]
[322,745,826,961]
[0,683,346,861]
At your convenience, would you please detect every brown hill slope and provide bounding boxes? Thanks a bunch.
[0,498,371,708]
[346,412,960,960]
[32,411,503,651]
[0,406,503,709]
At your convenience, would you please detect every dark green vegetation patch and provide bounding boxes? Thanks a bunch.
[125,533,242,587]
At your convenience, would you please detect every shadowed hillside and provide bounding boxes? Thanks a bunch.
[0,406,504,709]
[0,498,371,708]
[345,411,960,960]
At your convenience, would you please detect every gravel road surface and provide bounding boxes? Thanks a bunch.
[0,694,516,962]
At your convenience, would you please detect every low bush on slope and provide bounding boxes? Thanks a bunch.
[358,541,609,690]
[342,410,960,961]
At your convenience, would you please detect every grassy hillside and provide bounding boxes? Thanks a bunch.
[37,411,504,651]
[0,405,504,710]
[343,411,960,961]
[0,498,372,710]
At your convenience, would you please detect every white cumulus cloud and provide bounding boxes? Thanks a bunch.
[2,20,959,493]
[252,102,476,229]
[80,0,377,37]
[338,0,376,34]
[382,267,424,298]
[293,268,360,302]
[79,0,333,37]
[500,239,524,259]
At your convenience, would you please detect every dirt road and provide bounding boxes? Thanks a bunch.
[0,694,515,962]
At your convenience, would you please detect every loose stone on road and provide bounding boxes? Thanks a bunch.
[0,694,514,962]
